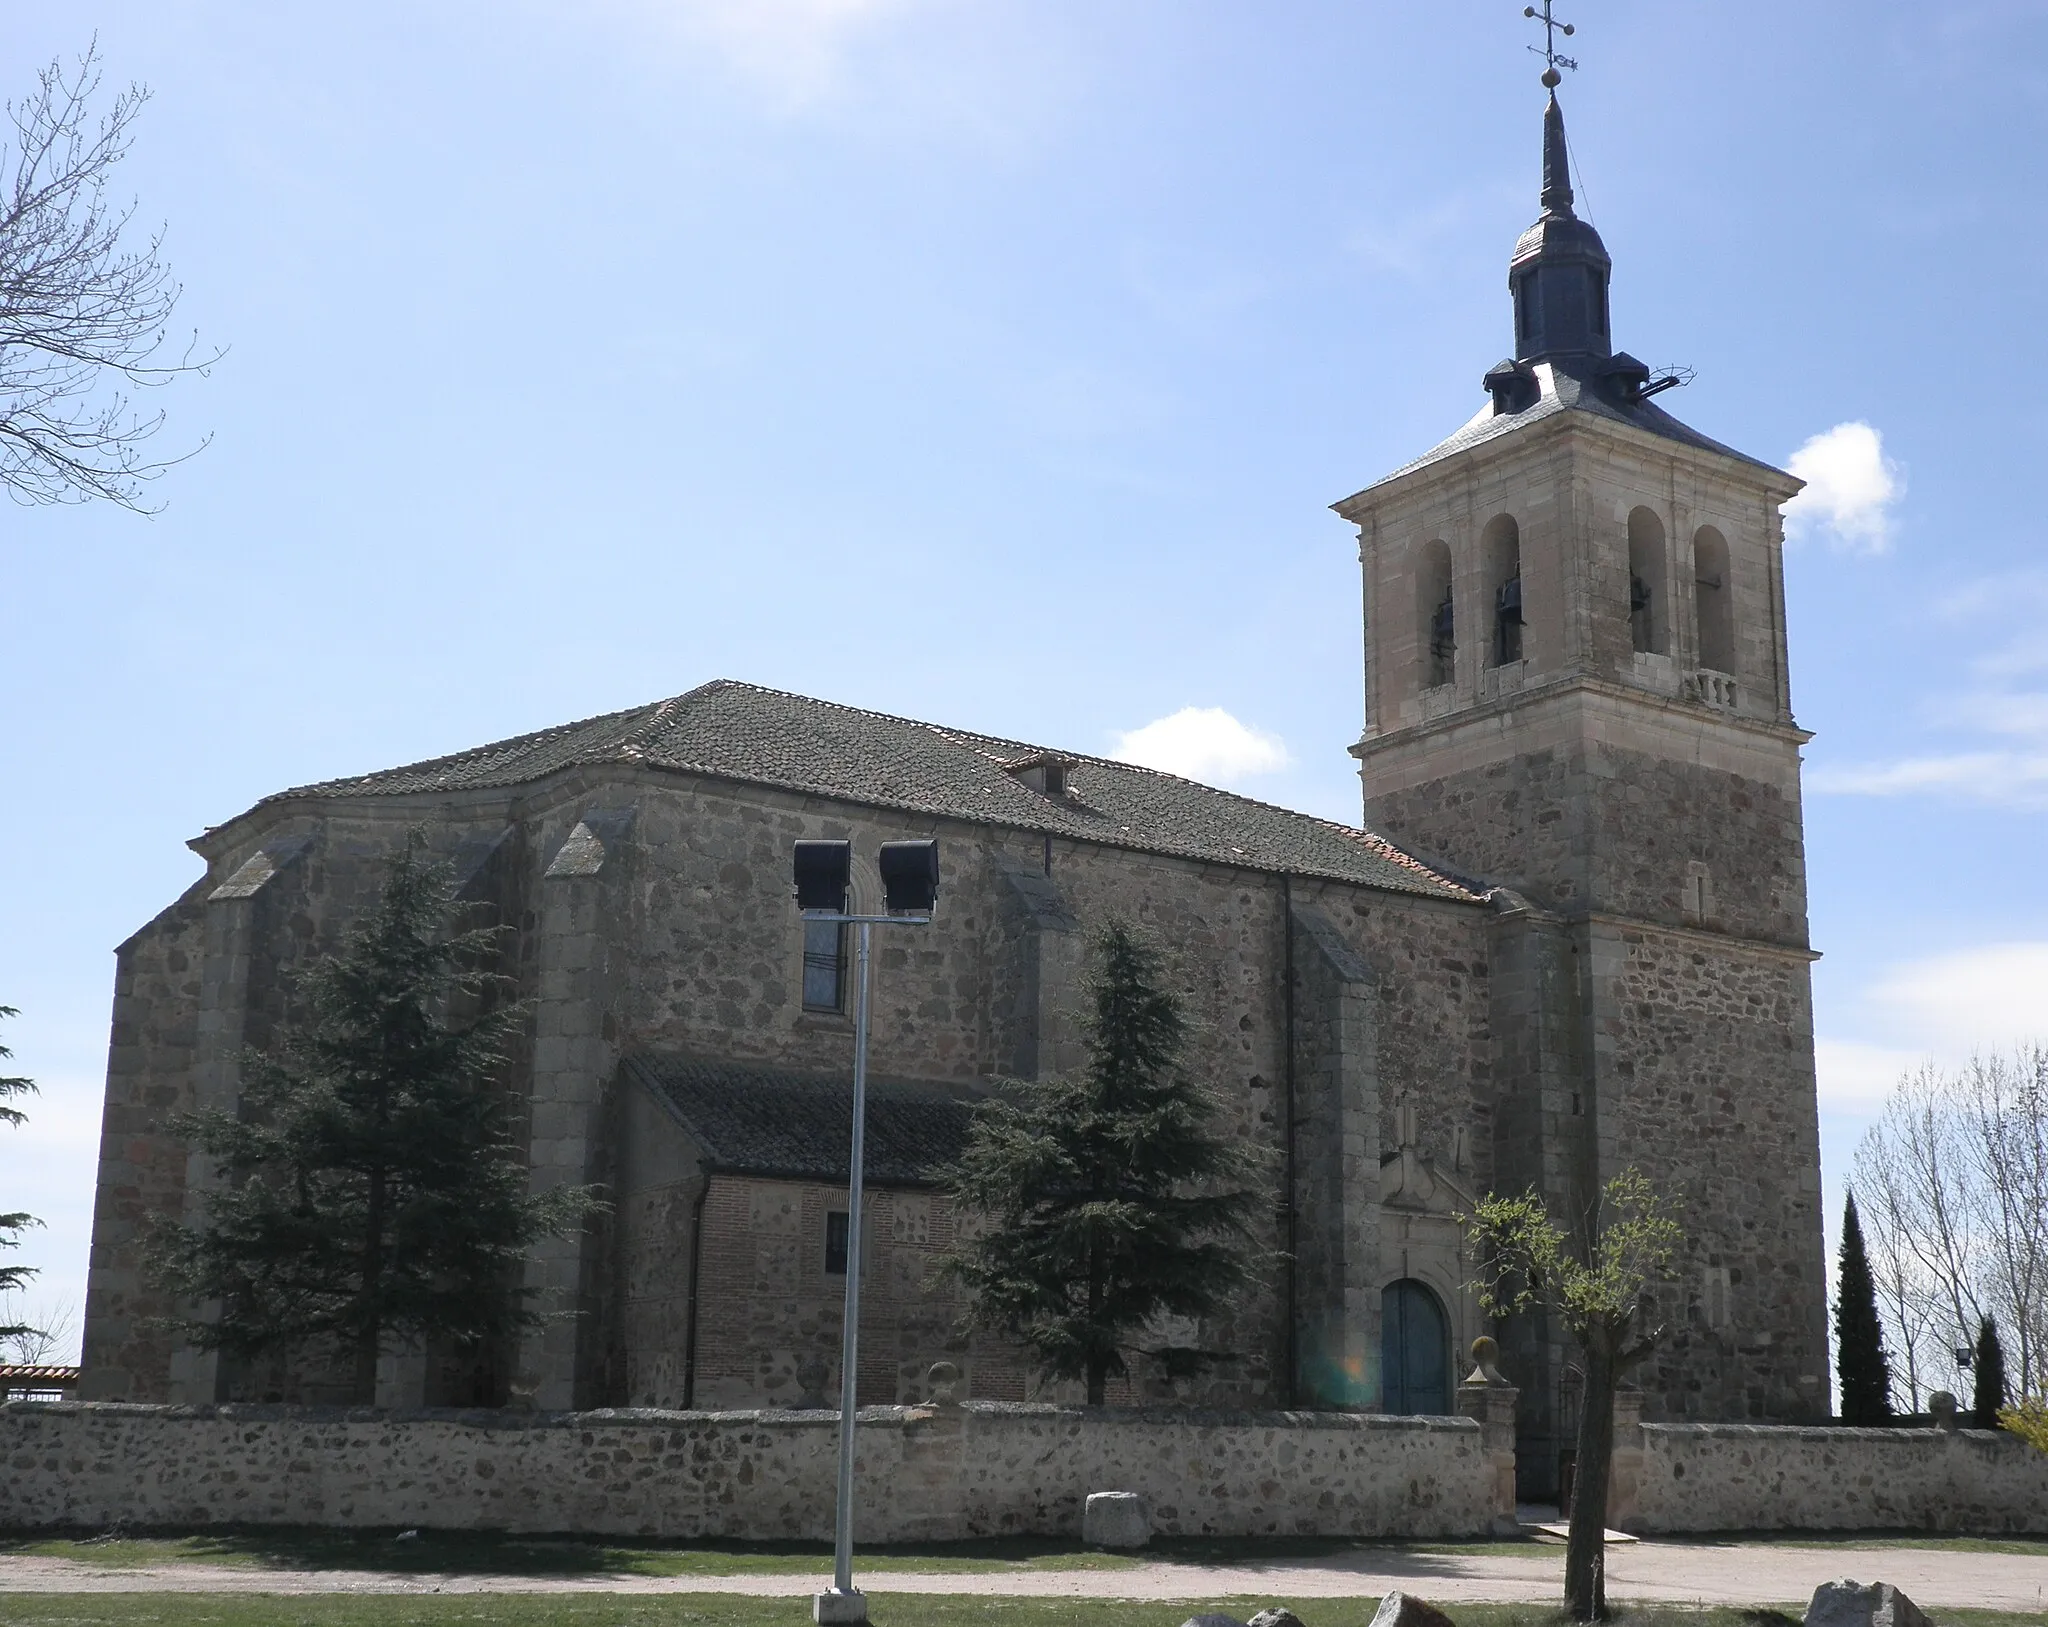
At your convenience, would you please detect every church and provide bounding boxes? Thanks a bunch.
[76,79,1829,1499]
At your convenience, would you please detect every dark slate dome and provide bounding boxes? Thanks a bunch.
[1506,91,1614,366]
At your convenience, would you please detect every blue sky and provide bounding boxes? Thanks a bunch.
[4,0,2045,1363]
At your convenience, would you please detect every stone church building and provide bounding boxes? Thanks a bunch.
[77,87,1829,1495]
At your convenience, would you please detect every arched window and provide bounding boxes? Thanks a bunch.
[1483,514,1524,667]
[1381,1278,1449,1415]
[1627,506,1667,655]
[1694,526,1735,674]
[1417,540,1455,690]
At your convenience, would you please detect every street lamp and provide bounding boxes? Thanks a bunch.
[795,837,940,1627]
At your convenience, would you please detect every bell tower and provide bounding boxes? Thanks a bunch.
[1334,51,1830,1487]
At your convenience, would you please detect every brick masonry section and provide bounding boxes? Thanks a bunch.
[1,1400,1493,1541]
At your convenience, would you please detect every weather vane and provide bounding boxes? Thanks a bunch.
[1523,2,1578,85]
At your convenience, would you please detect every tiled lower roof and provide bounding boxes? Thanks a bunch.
[625,1055,975,1187]
[265,680,1481,901]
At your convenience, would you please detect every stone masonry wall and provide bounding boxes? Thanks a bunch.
[1595,931,1828,1423]
[1621,1423,2048,1536]
[0,1400,1493,1541]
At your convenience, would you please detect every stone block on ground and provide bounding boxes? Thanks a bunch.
[1804,1579,1933,1627]
[1083,1490,1151,1549]
[1368,1592,1458,1627]
[813,1588,868,1625]
[1180,1616,1248,1627]
[1248,1608,1307,1627]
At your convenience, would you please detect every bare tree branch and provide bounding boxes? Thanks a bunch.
[0,40,220,512]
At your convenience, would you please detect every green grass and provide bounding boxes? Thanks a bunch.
[0,1531,1143,1579]
[0,1530,1551,1579]
[0,1600,2045,1627]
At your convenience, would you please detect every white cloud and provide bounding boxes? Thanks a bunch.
[1807,749,2048,806]
[617,0,931,106]
[1814,1038,1927,1110]
[1111,707,1290,786]
[1815,942,2048,1116]
[1783,421,1904,554]
[1865,942,2048,1056]
[1811,572,2048,808]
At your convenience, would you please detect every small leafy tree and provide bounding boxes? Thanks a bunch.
[943,921,1258,1404]
[1836,1189,1896,1425]
[1973,1314,2010,1429]
[145,838,594,1404]
[0,1006,40,1346]
[2002,1396,2048,1454]
[1465,1169,1682,1622]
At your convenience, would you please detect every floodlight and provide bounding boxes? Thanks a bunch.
[877,840,940,915]
[794,840,852,913]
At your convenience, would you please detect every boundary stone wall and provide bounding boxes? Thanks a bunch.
[1620,1424,2048,1535]
[1,1400,1492,1540]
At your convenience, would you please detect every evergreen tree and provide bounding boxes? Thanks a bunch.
[942,922,1258,1405]
[0,1006,41,1343]
[1973,1314,2010,1429]
[145,838,595,1403]
[1836,1189,1896,1425]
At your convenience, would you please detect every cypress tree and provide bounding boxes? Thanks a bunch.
[1836,1189,1895,1425]
[943,922,1259,1404]
[1973,1315,2010,1429]
[145,837,597,1403]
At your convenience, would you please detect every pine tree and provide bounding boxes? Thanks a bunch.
[145,837,596,1403]
[1836,1189,1896,1425]
[1973,1314,2010,1429]
[0,1006,42,1342]
[942,922,1258,1405]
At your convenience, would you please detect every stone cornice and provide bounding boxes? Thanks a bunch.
[1350,670,1813,759]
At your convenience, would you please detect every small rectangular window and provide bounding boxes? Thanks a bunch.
[803,918,846,1012]
[824,1211,850,1275]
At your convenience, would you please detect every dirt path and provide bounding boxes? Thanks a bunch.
[3,1543,2043,1610]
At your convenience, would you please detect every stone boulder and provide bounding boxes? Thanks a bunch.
[1083,1490,1152,1549]
[1179,1616,1247,1627]
[1368,1593,1458,1627]
[1804,1579,1933,1627]
[1247,1610,1308,1627]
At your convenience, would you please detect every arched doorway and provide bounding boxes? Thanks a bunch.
[1381,1278,1450,1414]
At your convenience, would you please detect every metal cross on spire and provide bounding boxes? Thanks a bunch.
[1523,2,1578,85]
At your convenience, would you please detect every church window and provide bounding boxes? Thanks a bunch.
[1483,514,1524,667]
[1381,1279,1450,1415]
[1627,506,1667,655]
[1418,540,1455,690]
[1588,267,1608,336]
[1513,276,1533,345]
[825,1211,850,1275]
[803,919,847,1012]
[1693,526,1735,673]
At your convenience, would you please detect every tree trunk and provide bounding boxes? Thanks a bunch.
[1087,1358,1106,1407]
[1565,1335,1617,1621]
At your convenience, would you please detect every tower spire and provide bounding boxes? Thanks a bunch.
[1501,2,1611,369]
[1541,91,1573,216]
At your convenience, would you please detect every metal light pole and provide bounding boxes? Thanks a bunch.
[794,839,939,1627]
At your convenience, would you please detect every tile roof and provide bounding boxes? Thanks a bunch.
[1342,361,1792,501]
[624,1054,975,1186]
[267,680,1483,901]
